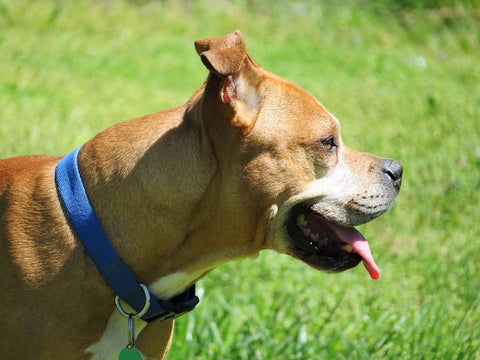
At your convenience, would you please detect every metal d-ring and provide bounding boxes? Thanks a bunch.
[115,283,151,319]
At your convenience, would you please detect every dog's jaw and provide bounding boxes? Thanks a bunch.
[262,142,400,278]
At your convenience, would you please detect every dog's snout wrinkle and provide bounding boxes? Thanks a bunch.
[381,159,403,190]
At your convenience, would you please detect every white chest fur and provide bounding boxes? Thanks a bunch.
[85,271,205,359]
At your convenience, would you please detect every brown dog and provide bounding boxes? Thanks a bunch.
[0,30,402,360]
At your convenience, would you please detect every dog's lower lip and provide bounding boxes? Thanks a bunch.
[287,205,380,279]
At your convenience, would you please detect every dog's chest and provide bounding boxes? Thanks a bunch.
[85,271,203,359]
[86,309,143,360]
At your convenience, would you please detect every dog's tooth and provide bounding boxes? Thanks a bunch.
[342,244,354,253]
[297,214,307,226]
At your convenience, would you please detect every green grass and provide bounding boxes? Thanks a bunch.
[1,0,479,359]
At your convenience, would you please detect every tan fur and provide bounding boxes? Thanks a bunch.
[0,31,401,359]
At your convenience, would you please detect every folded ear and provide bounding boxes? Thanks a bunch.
[195,30,262,135]
[194,30,246,76]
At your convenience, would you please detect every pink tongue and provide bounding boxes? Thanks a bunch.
[328,225,381,280]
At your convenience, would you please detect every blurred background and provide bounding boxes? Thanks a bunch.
[1,0,479,358]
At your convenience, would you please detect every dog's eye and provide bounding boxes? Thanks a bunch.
[319,137,337,152]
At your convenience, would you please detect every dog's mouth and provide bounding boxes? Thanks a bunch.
[286,204,380,279]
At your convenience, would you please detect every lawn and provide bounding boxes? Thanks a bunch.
[1,0,479,359]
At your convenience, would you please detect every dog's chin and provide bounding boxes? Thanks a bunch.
[286,203,363,273]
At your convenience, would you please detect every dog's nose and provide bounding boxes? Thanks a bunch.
[381,159,403,190]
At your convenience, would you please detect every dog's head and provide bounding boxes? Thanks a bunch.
[195,31,402,279]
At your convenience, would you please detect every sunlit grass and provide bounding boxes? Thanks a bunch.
[1,0,479,359]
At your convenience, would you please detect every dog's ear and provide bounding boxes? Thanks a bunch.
[194,30,246,76]
[195,30,262,135]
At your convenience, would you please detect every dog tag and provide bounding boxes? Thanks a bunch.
[117,313,145,360]
[115,285,150,360]
[119,347,144,360]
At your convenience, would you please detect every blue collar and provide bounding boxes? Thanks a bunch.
[55,146,199,322]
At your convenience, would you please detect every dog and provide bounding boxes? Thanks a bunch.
[0,30,402,360]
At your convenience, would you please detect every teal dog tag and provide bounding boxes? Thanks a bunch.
[119,347,144,360]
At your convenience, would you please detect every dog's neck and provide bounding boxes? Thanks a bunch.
[75,93,267,298]
[76,104,212,281]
